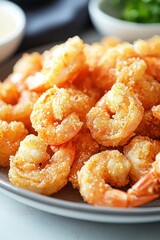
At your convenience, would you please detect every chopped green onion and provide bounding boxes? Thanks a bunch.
[108,0,160,23]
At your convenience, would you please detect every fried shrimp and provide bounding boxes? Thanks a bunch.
[116,57,146,84]
[87,83,144,147]
[8,52,42,92]
[0,81,20,105]
[0,120,28,167]
[73,75,103,105]
[143,57,160,82]
[31,86,93,145]
[124,136,160,183]
[0,90,39,130]
[136,110,160,139]
[127,152,160,207]
[152,105,160,120]
[84,36,121,71]
[133,36,160,57]
[3,34,160,208]
[9,134,75,195]
[116,58,160,109]
[133,36,160,82]
[69,132,100,188]
[78,150,131,207]
[26,36,86,91]
[78,148,159,208]
[92,43,137,91]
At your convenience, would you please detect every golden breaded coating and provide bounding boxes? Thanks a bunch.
[0,120,28,167]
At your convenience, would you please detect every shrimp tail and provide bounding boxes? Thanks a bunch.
[128,172,160,207]
[128,194,159,208]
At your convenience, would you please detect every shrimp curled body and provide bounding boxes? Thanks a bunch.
[0,120,28,167]
[69,132,100,188]
[31,86,93,145]
[9,134,75,195]
[135,110,160,139]
[127,152,160,207]
[124,136,160,183]
[152,105,160,120]
[78,149,159,208]
[87,83,144,147]
[0,90,39,131]
[26,36,86,91]
[78,150,131,207]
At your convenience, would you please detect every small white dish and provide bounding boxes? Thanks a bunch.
[0,0,26,63]
[89,0,160,41]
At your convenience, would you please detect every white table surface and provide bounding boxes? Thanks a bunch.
[0,190,160,240]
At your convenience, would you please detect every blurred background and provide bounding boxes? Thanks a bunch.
[2,0,160,59]
[10,0,91,51]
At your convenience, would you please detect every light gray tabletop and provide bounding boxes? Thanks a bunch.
[0,191,160,240]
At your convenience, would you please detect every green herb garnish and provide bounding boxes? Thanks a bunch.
[109,0,160,23]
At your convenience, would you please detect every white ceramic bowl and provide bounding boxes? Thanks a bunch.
[89,0,160,41]
[0,1,26,63]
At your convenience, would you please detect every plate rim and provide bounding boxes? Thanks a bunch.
[1,179,160,223]
[0,178,160,215]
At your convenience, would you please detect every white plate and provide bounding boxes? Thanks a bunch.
[0,44,160,224]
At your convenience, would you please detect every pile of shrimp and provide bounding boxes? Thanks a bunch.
[1,35,160,208]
